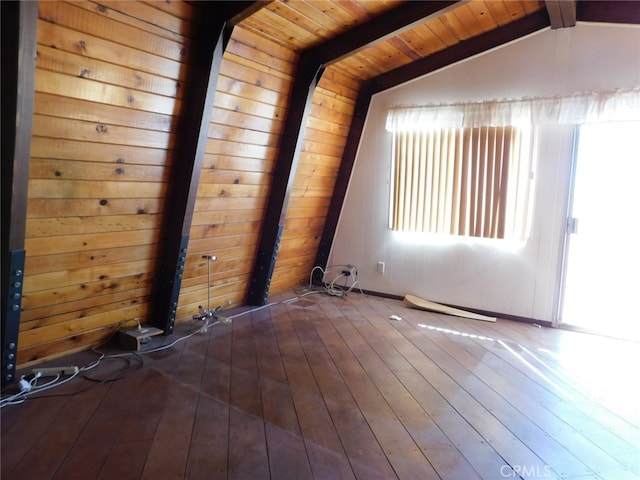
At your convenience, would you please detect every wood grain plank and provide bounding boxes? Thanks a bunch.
[208,119,280,146]
[16,328,109,367]
[0,379,80,474]
[317,65,361,99]
[79,0,196,36]
[282,204,330,220]
[196,182,270,200]
[385,314,556,475]
[30,159,168,186]
[204,137,277,161]
[32,111,175,147]
[348,295,526,479]
[34,92,177,131]
[199,169,270,187]
[485,1,521,26]
[424,317,636,477]
[25,229,160,256]
[4,382,111,480]
[342,320,483,479]
[18,304,147,348]
[251,308,314,479]
[36,20,184,79]
[189,219,261,239]
[202,153,275,174]
[97,439,152,480]
[74,1,188,46]
[179,267,253,297]
[30,137,172,166]
[140,351,203,478]
[141,0,198,24]
[227,407,270,480]
[268,301,357,479]
[303,126,348,148]
[298,150,342,168]
[21,270,152,310]
[210,107,283,135]
[284,303,398,479]
[223,51,294,82]
[185,393,230,479]
[214,90,286,120]
[33,115,174,151]
[22,255,155,292]
[51,368,145,480]
[21,293,148,330]
[26,198,163,219]
[311,300,442,479]
[190,207,265,227]
[219,59,292,96]
[419,308,640,477]
[240,10,317,51]
[3,293,638,480]
[463,2,499,33]
[229,25,298,66]
[28,178,167,199]
[369,298,591,478]
[26,213,160,238]
[39,1,188,60]
[227,314,270,479]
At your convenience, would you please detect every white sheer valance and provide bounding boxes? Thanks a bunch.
[386,87,640,131]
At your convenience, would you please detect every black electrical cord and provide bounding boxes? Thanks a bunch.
[81,354,144,384]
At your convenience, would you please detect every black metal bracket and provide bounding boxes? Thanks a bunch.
[2,250,25,385]
[248,225,284,306]
[159,235,190,335]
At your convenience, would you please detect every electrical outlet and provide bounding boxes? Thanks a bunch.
[377,261,385,274]
[32,366,78,377]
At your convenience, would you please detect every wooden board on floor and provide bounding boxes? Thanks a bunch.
[403,294,496,322]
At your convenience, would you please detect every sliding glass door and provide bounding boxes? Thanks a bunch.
[560,121,640,340]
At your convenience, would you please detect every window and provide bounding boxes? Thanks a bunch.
[389,124,535,240]
[385,87,639,241]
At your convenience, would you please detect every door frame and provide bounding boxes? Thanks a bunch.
[555,125,580,328]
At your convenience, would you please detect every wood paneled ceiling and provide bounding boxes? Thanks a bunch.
[240,0,546,82]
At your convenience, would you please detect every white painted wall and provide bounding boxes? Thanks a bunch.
[329,23,640,323]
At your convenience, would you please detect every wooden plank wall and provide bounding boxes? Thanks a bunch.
[176,27,298,318]
[19,0,197,366]
[270,66,361,293]
[17,1,361,367]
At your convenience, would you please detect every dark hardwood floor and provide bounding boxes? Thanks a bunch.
[2,292,639,479]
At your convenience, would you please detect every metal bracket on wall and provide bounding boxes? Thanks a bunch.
[2,250,25,385]
[160,234,189,335]
[248,225,284,306]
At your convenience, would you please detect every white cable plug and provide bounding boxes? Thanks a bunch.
[18,378,31,393]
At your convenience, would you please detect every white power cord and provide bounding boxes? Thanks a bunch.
[1,373,67,408]
[1,280,355,408]
[306,264,363,298]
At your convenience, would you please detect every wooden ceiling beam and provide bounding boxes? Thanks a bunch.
[247,56,325,305]
[192,1,273,24]
[545,0,577,29]
[577,0,640,24]
[371,9,551,94]
[1,1,37,386]
[308,0,461,65]
[247,1,463,305]
[313,9,552,276]
[151,3,258,333]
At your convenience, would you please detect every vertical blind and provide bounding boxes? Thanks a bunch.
[390,125,534,240]
[386,88,639,241]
